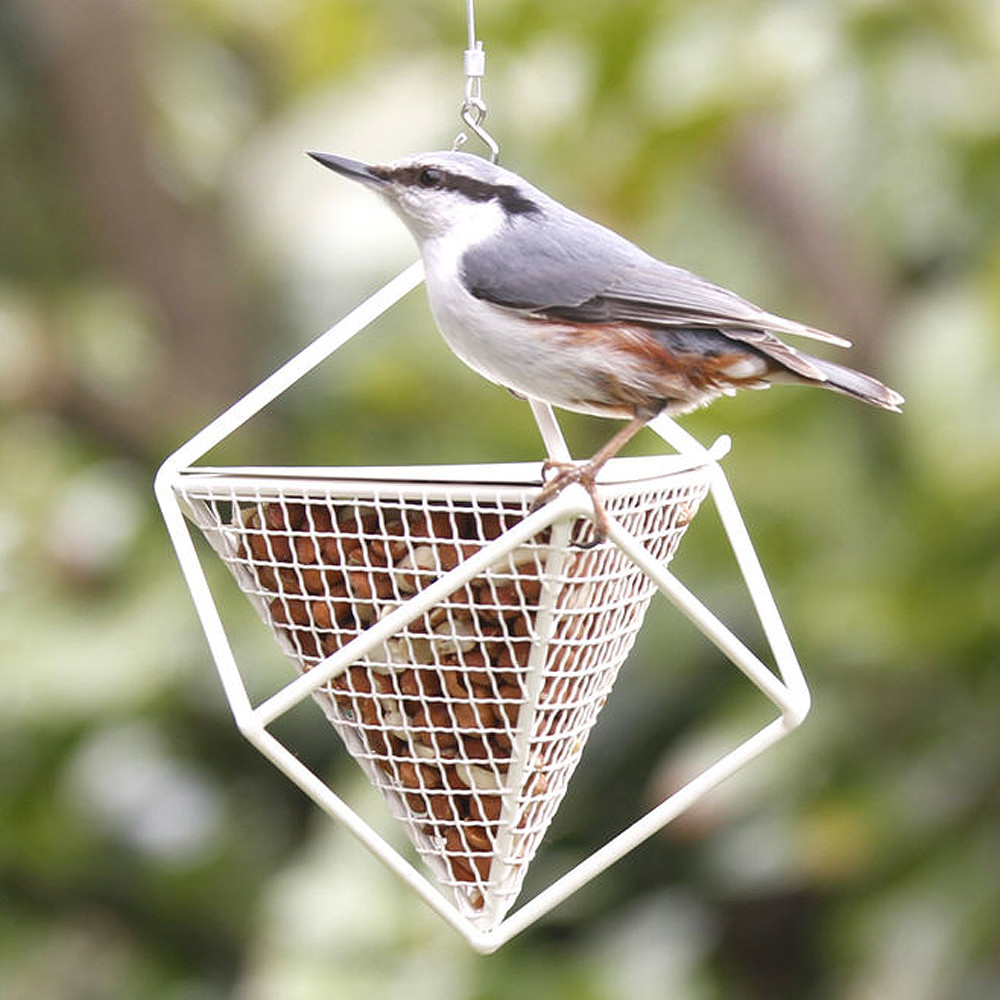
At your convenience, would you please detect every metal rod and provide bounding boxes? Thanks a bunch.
[241,722,480,942]
[490,715,794,946]
[603,516,799,714]
[528,397,572,462]
[158,261,424,478]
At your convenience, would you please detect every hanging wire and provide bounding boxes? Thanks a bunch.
[453,0,499,162]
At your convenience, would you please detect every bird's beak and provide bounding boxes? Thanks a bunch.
[307,151,388,187]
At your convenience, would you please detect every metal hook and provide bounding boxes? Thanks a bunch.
[455,94,499,163]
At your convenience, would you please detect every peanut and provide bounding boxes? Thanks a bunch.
[293,631,320,660]
[442,668,469,699]
[346,570,374,601]
[294,534,320,565]
[464,824,492,852]
[674,500,696,527]
[396,761,423,789]
[262,530,292,563]
[269,597,309,627]
[309,600,333,630]
[253,564,281,591]
[300,567,326,595]
[430,615,478,656]
[469,794,503,823]
[305,505,333,533]
[265,502,305,532]
[428,792,455,821]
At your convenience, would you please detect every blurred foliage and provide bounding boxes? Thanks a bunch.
[1,0,999,997]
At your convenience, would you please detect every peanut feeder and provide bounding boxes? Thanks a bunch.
[156,263,810,952]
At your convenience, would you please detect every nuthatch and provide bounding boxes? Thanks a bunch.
[309,150,903,540]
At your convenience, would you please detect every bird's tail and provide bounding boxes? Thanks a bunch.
[802,354,904,412]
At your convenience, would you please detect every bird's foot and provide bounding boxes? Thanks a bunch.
[531,460,610,548]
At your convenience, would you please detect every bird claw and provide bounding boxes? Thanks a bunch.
[531,461,610,547]
[538,458,574,481]
[529,461,581,512]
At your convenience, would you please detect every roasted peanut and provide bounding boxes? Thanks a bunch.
[355,695,380,728]
[363,728,388,757]
[395,545,436,593]
[305,505,333,533]
[469,794,503,823]
[426,704,460,752]
[442,827,468,857]
[396,669,419,698]
[408,508,458,542]
[333,665,372,695]
[464,824,492,852]
[674,500,696,527]
[262,529,293,563]
[458,731,494,762]
[475,512,506,541]
[294,534,320,565]
[451,702,477,729]
[453,701,499,730]
[524,770,549,796]
[414,792,451,821]
[434,731,460,755]
[437,540,481,572]
[338,507,378,535]
[496,642,531,671]
[253,563,281,591]
[300,567,326,595]
[246,530,270,563]
[449,855,476,883]
[321,532,359,564]
[430,615,478,656]
[346,570,374,601]
[269,597,309,627]
[265,502,305,532]
[457,649,491,688]
[396,761,423,789]
[309,600,333,630]
[293,631,320,660]
[442,668,469,699]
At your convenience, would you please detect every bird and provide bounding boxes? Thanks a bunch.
[308,149,903,542]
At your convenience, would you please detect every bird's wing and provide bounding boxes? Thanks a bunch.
[587,262,851,347]
[460,209,630,313]
[462,219,851,349]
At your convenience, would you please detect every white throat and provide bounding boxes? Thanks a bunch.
[409,198,506,265]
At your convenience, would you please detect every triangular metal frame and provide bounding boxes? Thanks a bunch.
[155,262,810,952]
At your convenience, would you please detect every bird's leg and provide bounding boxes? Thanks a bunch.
[531,415,649,546]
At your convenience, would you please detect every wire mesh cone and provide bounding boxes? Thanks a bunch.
[176,458,711,927]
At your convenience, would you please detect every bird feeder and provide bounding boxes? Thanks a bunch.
[155,261,810,952]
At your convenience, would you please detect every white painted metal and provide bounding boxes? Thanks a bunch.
[155,263,810,952]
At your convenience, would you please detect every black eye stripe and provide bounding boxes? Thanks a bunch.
[384,165,541,216]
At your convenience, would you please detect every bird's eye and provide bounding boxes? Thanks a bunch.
[418,167,443,188]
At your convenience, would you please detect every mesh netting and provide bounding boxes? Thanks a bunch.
[177,464,710,926]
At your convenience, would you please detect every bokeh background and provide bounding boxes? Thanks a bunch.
[2,1,999,997]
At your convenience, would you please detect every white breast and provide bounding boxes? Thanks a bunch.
[422,265,617,416]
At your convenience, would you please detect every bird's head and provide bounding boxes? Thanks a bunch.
[307,150,542,244]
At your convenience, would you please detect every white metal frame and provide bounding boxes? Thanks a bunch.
[155,262,810,953]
